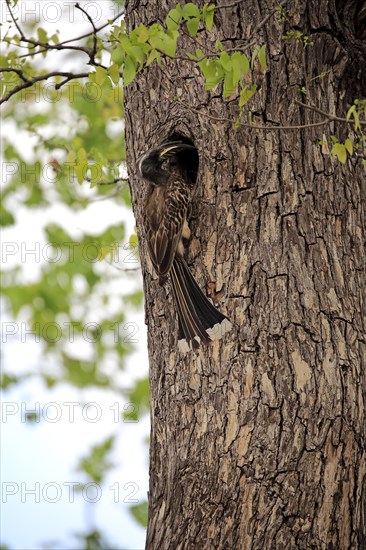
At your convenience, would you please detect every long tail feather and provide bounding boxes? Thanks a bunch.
[170,258,231,351]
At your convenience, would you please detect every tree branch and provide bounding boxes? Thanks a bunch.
[0,67,30,83]
[0,71,89,105]
[1,0,123,104]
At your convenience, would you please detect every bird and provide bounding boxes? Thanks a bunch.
[137,141,232,352]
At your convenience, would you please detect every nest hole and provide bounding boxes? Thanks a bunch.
[165,132,199,185]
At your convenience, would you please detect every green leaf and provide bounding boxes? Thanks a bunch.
[78,148,87,161]
[231,52,250,84]
[182,3,201,18]
[223,70,235,97]
[195,48,205,59]
[77,436,115,484]
[123,56,137,85]
[344,138,353,155]
[130,45,146,66]
[130,501,148,528]
[136,23,149,43]
[0,373,18,389]
[204,4,215,31]
[251,44,260,69]
[111,44,125,66]
[146,49,159,66]
[108,63,120,85]
[124,290,143,307]
[239,84,257,107]
[353,110,361,131]
[160,30,179,57]
[94,66,108,86]
[215,39,223,51]
[166,7,182,30]
[123,377,149,421]
[25,411,40,423]
[198,59,224,90]
[147,24,163,49]
[75,148,88,184]
[63,354,109,388]
[129,233,139,249]
[187,52,198,60]
[219,51,232,72]
[88,163,102,187]
[186,17,200,37]
[346,104,355,121]
[258,44,267,70]
[37,28,48,43]
[119,34,135,56]
[332,142,347,163]
[1,203,15,226]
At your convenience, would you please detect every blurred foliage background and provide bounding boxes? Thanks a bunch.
[1,1,149,548]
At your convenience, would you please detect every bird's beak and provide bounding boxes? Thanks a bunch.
[159,145,179,157]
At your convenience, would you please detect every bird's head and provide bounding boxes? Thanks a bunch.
[137,142,197,186]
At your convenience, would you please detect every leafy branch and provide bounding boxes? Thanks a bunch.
[2,0,365,163]
[0,0,124,105]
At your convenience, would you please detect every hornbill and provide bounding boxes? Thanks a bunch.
[137,141,231,352]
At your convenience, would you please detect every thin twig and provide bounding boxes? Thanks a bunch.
[217,0,246,9]
[2,40,30,50]
[107,260,141,273]
[177,100,330,130]
[59,9,124,46]
[18,44,92,60]
[86,177,128,187]
[75,2,98,64]
[247,0,288,41]
[295,100,366,127]
[98,178,128,186]
[5,0,25,39]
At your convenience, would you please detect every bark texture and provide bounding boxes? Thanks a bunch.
[124,1,366,548]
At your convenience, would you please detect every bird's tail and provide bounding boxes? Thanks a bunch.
[170,258,232,352]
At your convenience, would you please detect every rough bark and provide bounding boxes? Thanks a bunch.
[124,1,366,548]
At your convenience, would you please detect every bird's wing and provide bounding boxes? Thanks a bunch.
[146,176,188,280]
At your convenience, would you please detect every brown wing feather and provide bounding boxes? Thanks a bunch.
[144,173,189,282]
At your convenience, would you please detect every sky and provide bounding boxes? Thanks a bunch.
[1,2,149,549]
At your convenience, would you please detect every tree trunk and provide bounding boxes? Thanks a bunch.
[124,1,366,548]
